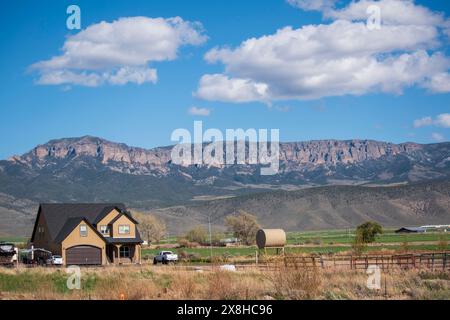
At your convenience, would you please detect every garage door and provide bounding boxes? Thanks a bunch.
[66,246,102,265]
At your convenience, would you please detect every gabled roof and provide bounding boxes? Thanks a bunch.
[54,217,107,244]
[395,227,426,233]
[93,206,124,225]
[108,210,139,226]
[31,203,126,242]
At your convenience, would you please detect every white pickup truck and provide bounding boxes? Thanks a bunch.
[153,251,178,264]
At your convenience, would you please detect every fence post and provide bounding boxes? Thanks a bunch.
[432,254,435,271]
[442,253,446,271]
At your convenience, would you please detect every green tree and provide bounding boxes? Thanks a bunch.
[224,211,260,245]
[186,226,208,244]
[356,221,383,244]
[134,212,166,244]
[352,232,367,255]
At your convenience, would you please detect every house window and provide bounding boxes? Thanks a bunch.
[80,225,88,237]
[120,246,130,258]
[118,225,130,235]
[38,226,45,237]
[100,225,109,236]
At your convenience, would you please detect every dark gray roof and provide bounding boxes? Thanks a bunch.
[395,227,426,233]
[105,227,143,244]
[31,203,126,242]
[53,217,107,244]
[108,210,139,225]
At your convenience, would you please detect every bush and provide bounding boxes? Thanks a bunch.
[186,226,208,245]
[177,238,199,248]
[178,250,202,262]
[225,211,260,245]
[356,221,383,244]
[268,266,322,299]
[352,232,367,255]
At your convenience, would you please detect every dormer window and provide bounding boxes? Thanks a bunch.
[118,225,130,235]
[100,225,110,236]
[80,224,88,237]
[37,226,45,239]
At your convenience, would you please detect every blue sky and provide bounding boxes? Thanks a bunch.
[1,0,449,159]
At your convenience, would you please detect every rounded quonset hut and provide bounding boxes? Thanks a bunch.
[256,229,286,249]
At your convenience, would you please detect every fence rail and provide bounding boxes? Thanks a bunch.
[236,251,450,272]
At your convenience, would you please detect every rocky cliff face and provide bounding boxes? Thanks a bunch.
[279,140,421,165]
[8,136,428,174]
[1,135,449,209]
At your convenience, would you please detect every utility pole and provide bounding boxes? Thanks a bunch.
[208,214,213,267]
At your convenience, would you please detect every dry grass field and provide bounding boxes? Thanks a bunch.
[0,265,448,300]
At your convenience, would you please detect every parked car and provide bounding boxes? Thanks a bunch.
[153,251,178,264]
[0,243,16,266]
[46,255,63,266]
[21,248,52,265]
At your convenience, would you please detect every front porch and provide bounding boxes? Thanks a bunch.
[106,243,141,265]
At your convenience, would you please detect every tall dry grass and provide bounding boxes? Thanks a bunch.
[0,265,448,300]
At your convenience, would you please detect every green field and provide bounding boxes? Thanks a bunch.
[143,244,448,262]
[143,228,449,261]
[2,228,449,261]
[0,236,27,244]
[286,229,450,245]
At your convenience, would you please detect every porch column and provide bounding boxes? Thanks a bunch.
[139,244,142,264]
[115,244,121,264]
[135,244,141,264]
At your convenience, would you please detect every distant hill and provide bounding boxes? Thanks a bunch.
[0,136,449,236]
[153,180,450,234]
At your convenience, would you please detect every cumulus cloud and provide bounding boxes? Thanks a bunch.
[196,0,450,103]
[31,16,206,87]
[413,116,433,128]
[195,74,269,103]
[431,132,445,142]
[435,113,450,128]
[325,0,446,26]
[188,106,211,116]
[422,72,450,93]
[413,113,450,128]
[287,0,336,12]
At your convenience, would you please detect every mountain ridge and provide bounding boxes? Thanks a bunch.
[1,136,450,236]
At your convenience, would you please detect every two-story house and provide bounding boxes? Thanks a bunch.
[30,203,143,266]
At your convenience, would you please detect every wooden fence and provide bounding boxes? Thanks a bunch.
[237,251,450,272]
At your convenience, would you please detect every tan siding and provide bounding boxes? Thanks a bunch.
[110,215,136,238]
[61,221,107,265]
[96,209,120,236]
[96,209,120,231]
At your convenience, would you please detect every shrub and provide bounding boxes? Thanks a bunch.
[186,226,208,245]
[268,265,322,299]
[356,221,383,243]
[224,211,260,245]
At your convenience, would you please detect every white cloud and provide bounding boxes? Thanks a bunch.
[413,113,450,128]
[36,67,157,87]
[413,116,433,128]
[431,132,445,142]
[435,113,450,128]
[31,16,206,87]
[195,74,269,103]
[326,0,446,26]
[188,106,211,116]
[287,0,336,12]
[423,72,450,93]
[197,0,450,103]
